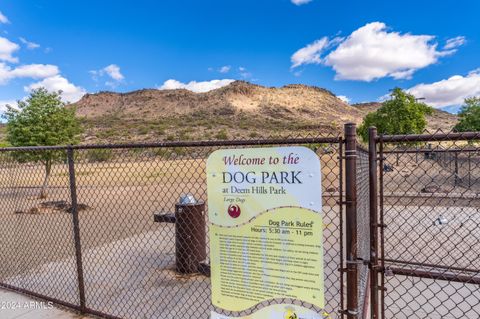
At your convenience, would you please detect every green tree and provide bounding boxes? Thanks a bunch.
[3,88,82,198]
[358,88,433,141]
[453,97,480,132]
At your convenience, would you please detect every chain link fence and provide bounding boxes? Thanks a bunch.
[378,132,480,319]
[433,146,480,191]
[0,149,80,308]
[0,136,346,319]
[13,127,479,319]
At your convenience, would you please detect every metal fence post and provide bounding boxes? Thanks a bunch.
[67,147,86,312]
[378,136,385,319]
[344,123,358,319]
[368,127,379,319]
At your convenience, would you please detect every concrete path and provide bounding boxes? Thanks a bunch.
[0,288,90,319]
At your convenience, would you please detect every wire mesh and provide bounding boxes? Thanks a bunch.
[0,136,344,319]
[0,149,80,306]
[379,132,480,319]
[356,146,371,319]
[434,147,480,191]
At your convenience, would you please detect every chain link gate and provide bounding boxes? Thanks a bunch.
[369,128,480,319]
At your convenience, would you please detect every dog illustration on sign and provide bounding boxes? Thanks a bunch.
[227,204,241,218]
[284,306,298,319]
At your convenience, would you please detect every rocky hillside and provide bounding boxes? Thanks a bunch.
[72,81,457,143]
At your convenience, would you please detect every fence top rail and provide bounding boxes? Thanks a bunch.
[0,136,342,152]
[383,147,480,154]
[377,131,480,143]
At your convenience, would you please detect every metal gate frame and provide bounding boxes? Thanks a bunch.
[369,128,480,319]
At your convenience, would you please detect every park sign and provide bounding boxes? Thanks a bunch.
[207,146,324,316]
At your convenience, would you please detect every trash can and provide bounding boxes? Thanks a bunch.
[175,195,206,274]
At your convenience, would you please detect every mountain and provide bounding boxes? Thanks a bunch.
[74,81,359,143]
[72,81,458,143]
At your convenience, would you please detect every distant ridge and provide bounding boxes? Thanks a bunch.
[71,81,457,143]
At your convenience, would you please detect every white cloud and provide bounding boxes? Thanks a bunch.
[19,37,40,50]
[102,64,124,81]
[0,100,17,113]
[0,11,9,24]
[326,22,451,81]
[0,63,59,84]
[219,65,231,73]
[291,0,313,5]
[291,37,329,68]
[238,66,253,79]
[443,36,466,50]
[337,95,350,103]
[0,29,85,106]
[407,69,480,108]
[293,70,303,77]
[292,22,457,81]
[9,64,59,79]
[90,64,124,87]
[0,36,19,63]
[159,79,235,93]
[25,75,86,103]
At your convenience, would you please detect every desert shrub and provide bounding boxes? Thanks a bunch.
[215,129,228,140]
[178,131,192,140]
[138,126,150,135]
[173,147,188,156]
[154,148,173,159]
[86,149,113,163]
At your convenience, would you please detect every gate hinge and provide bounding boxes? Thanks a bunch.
[373,223,387,228]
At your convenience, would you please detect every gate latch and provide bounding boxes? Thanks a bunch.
[385,266,394,277]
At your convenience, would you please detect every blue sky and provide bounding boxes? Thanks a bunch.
[1,0,480,113]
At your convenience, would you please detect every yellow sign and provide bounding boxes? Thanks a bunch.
[207,147,324,313]
[211,304,327,319]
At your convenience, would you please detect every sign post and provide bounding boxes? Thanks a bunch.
[207,146,324,318]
